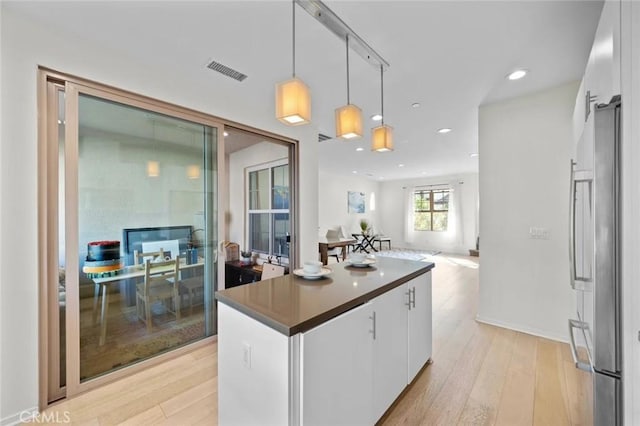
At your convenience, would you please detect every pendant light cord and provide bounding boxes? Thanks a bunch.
[346,34,350,104]
[380,65,384,125]
[292,0,296,78]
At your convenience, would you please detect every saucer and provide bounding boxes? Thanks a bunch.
[346,258,376,268]
[293,267,332,280]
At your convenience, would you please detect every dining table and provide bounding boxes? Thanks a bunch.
[90,259,204,346]
[351,232,379,253]
[317,237,356,265]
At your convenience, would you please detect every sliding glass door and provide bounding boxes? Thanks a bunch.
[45,76,221,399]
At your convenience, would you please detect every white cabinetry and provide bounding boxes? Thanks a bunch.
[300,273,432,425]
[408,273,433,383]
[372,283,410,421]
[573,0,621,147]
[300,303,374,426]
[587,0,621,107]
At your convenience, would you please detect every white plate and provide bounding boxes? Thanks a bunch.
[347,258,376,268]
[293,267,332,280]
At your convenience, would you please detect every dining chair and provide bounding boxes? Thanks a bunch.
[136,258,180,331]
[179,275,204,315]
[261,263,285,280]
[325,228,342,262]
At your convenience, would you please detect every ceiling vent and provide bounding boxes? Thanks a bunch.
[206,60,247,82]
[318,133,332,142]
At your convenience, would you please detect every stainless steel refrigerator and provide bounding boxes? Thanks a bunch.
[569,95,622,425]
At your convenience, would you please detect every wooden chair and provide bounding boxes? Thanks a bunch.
[374,235,392,251]
[325,228,342,262]
[136,258,180,331]
[179,276,204,315]
[260,263,285,280]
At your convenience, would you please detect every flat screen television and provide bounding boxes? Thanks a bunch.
[122,225,192,265]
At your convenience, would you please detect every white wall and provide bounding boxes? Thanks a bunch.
[227,141,288,247]
[0,7,319,422]
[318,171,381,236]
[478,81,578,342]
[378,174,478,254]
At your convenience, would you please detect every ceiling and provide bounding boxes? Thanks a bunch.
[6,0,603,181]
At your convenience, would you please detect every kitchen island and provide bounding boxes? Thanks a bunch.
[215,257,435,425]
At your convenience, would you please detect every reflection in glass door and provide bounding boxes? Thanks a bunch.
[72,93,218,382]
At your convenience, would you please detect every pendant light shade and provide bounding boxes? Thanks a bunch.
[335,104,363,139]
[336,34,363,139]
[372,64,393,152]
[276,0,311,126]
[276,77,311,125]
[372,124,394,152]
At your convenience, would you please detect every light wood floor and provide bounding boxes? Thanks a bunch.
[41,254,591,425]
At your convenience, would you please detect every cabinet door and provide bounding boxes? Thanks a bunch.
[372,283,409,421]
[586,0,621,106]
[408,272,433,383]
[300,303,373,426]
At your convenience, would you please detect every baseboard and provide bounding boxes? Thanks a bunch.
[475,315,569,344]
[1,406,38,426]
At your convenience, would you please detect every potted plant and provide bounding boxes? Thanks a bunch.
[240,250,252,265]
[359,218,370,235]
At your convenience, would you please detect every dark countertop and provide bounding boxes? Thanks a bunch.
[215,257,435,336]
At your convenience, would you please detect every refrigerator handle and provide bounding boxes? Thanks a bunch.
[569,160,577,289]
[569,159,593,290]
[568,319,593,372]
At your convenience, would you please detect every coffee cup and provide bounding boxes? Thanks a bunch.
[349,253,366,263]
[303,260,323,274]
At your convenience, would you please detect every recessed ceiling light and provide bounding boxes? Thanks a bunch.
[356,147,364,152]
[352,170,358,174]
[223,131,229,137]
[371,114,383,121]
[411,102,421,108]
[379,176,384,180]
[398,164,405,168]
[470,153,479,158]
[437,128,452,134]
[507,69,528,80]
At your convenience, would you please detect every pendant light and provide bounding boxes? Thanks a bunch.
[275,0,311,126]
[335,34,363,139]
[372,65,393,152]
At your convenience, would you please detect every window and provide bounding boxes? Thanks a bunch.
[414,189,450,231]
[247,160,290,259]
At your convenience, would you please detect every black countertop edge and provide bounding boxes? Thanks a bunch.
[215,261,435,337]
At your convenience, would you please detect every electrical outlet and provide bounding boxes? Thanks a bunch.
[242,342,251,369]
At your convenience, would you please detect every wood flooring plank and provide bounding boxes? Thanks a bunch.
[457,327,517,425]
[533,338,571,426]
[159,377,217,417]
[164,391,218,426]
[494,332,538,426]
[419,324,497,425]
[116,406,166,426]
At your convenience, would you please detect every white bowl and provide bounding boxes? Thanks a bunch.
[303,260,323,274]
[349,253,366,263]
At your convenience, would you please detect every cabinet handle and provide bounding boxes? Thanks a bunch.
[584,90,598,122]
[411,287,416,308]
[405,291,412,310]
[369,312,376,340]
